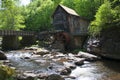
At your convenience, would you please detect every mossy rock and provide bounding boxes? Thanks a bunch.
[0,64,15,80]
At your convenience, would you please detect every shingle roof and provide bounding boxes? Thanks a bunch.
[59,4,79,16]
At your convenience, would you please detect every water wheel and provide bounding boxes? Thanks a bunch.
[54,32,72,51]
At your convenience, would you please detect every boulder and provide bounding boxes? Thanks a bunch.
[34,48,49,55]
[0,65,15,80]
[0,51,7,60]
[45,74,64,80]
[16,75,34,80]
[63,62,76,69]
[24,47,38,50]
[38,73,48,79]
[74,60,84,66]
[60,67,71,75]
[87,27,120,60]
[77,51,100,61]
[16,72,37,80]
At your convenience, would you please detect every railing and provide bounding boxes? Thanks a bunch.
[0,30,64,37]
[0,30,35,36]
[0,29,88,37]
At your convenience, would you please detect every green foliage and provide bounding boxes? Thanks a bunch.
[6,77,15,80]
[89,0,120,36]
[52,0,62,7]
[25,0,54,31]
[111,0,120,8]
[111,0,120,27]
[74,0,103,20]
[60,0,103,20]
[24,0,103,31]
[0,0,116,34]
[0,64,15,80]
[61,0,75,9]
[0,0,25,30]
[89,1,114,36]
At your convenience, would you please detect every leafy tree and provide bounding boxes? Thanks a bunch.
[24,0,104,31]
[52,0,62,7]
[74,0,103,20]
[25,0,54,31]
[89,0,120,36]
[60,0,103,20]
[111,0,120,27]
[61,0,75,9]
[0,0,25,30]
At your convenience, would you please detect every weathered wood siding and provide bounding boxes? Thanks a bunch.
[53,7,70,32]
[79,19,89,35]
[68,15,89,35]
[53,5,89,36]
[52,5,89,48]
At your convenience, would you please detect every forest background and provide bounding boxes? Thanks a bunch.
[0,0,120,36]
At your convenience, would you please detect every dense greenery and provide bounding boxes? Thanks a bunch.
[0,0,25,30]
[0,0,119,34]
[0,64,15,80]
[24,0,103,31]
[74,0,103,20]
[89,0,120,36]
[24,0,54,31]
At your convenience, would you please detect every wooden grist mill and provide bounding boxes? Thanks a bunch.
[51,4,89,51]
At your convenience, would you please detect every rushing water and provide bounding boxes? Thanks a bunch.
[6,51,120,80]
[69,60,120,80]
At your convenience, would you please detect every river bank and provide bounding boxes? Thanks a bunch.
[0,47,120,80]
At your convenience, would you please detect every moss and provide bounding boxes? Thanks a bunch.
[0,65,15,80]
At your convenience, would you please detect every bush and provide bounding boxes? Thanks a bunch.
[89,1,113,36]
[89,0,120,36]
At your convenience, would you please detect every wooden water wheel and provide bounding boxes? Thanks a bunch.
[38,31,73,51]
[54,32,72,50]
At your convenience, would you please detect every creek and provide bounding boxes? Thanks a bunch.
[5,50,120,80]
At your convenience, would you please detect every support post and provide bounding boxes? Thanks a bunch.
[21,36,36,46]
[2,36,20,50]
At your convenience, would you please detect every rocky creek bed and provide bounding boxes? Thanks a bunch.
[1,47,120,80]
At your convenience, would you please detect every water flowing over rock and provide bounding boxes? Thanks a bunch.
[60,67,71,75]
[63,62,76,69]
[4,48,103,80]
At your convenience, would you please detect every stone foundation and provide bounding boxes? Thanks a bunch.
[2,36,20,50]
